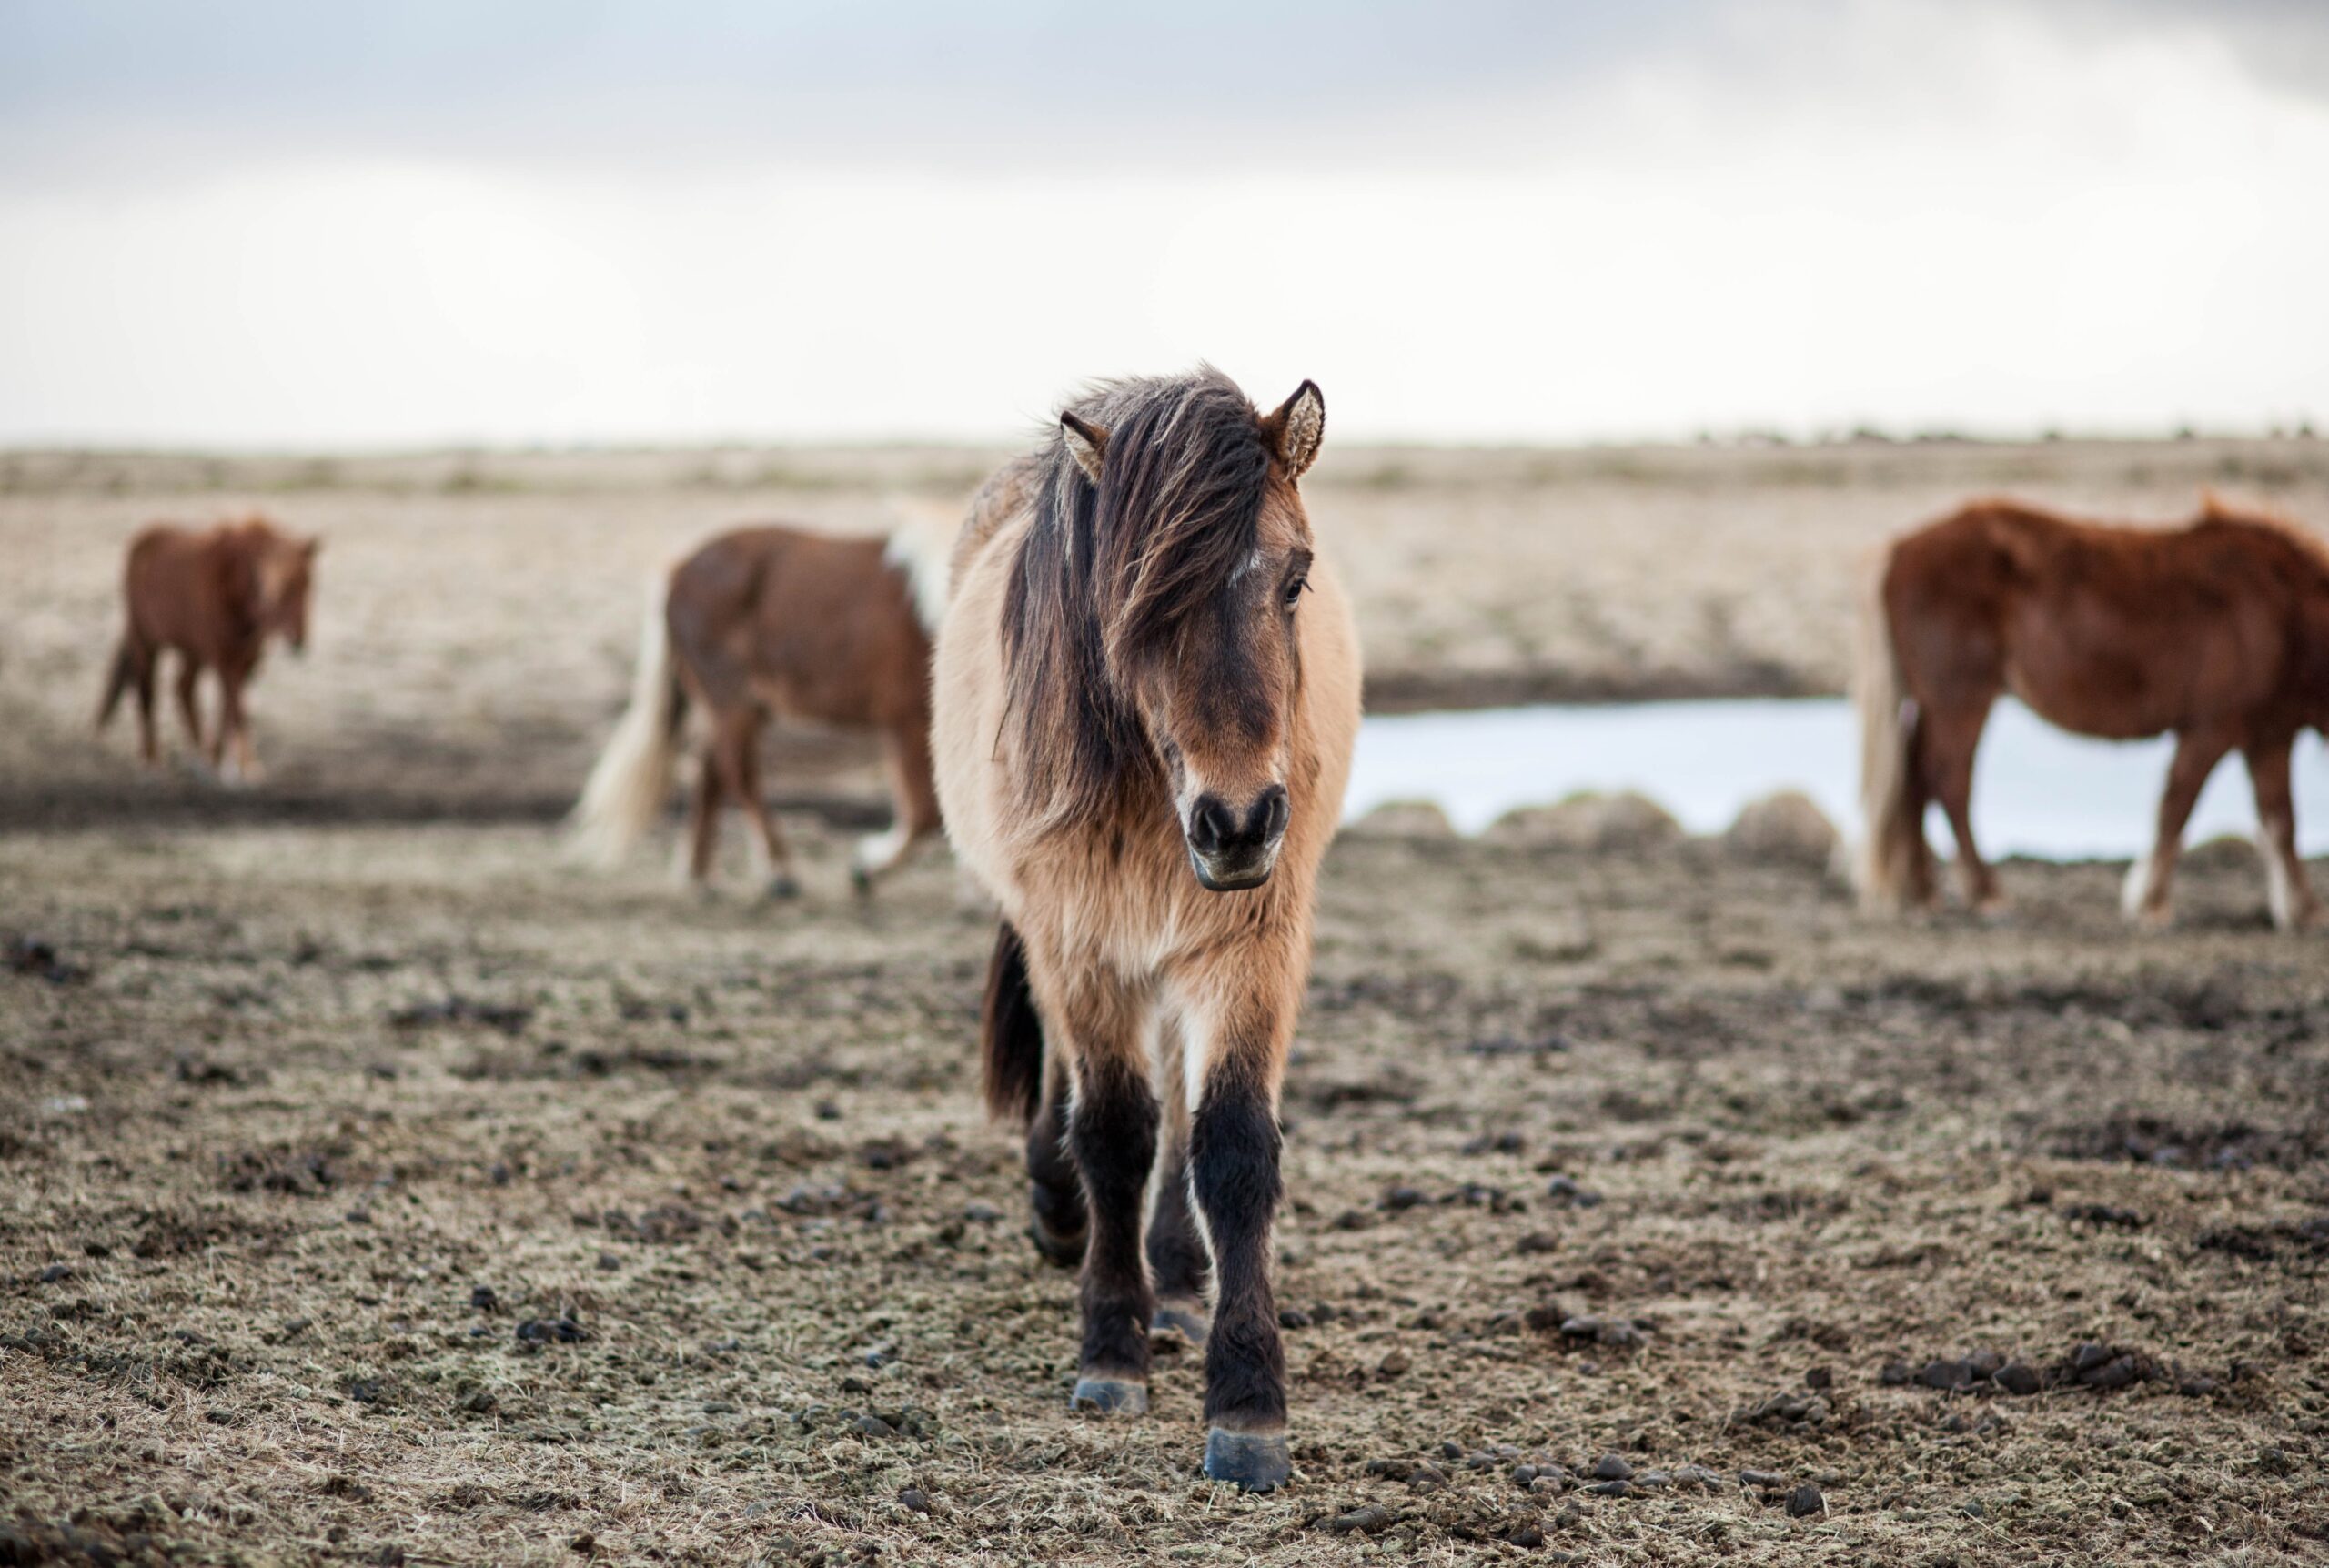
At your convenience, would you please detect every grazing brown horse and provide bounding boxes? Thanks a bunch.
[1857,494,2329,929]
[96,515,319,782]
[933,369,1361,1491]
[570,516,952,894]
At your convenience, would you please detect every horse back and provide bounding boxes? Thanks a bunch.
[1885,500,2315,737]
[121,523,240,657]
[666,526,928,726]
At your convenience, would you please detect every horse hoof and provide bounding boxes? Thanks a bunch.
[763,875,801,901]
[1026,1219,1086,1270]
[1152,1301,1210,1349]
[1204,1428,1291,1492]
[1069,1378,1147,1416]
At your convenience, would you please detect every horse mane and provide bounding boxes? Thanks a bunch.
[1001,367,1276,822]
[2195,490,2329,581]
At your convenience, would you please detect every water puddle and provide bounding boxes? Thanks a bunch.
[1345,698,2329,859]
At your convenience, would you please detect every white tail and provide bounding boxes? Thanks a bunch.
[568,570,685,867]
[882,498,963,635]
[1850,547,1921,910]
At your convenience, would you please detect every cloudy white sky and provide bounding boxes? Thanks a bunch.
[2,0,2324,447]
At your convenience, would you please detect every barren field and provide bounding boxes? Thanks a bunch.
[5,820,2326,1566]
[3,440,2327,1565]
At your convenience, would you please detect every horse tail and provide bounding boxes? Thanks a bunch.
[882,498,962,636]
[568,569,687,867]
[96,638,138,732]
[981,922,1044,1125]
[1850,544,1920,910]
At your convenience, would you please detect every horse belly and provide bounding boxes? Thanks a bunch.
[2002,602,2183,740]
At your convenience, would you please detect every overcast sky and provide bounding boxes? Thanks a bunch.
[2,0,2324,447]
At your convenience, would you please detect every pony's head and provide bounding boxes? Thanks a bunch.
[236,517,321,652]
[1004,368,1326,890]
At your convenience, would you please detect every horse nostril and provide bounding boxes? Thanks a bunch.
[1189,795,1238,854]
[1250,786,1290,843]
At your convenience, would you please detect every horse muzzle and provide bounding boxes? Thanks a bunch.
[1185,786,1289,892]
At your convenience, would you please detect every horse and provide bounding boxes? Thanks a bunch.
[96,514,319,783]
[933,368,1360,1492]
[1855,494,2329,929]
[569,515,953,895]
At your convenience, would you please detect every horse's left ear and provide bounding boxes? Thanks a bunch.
[1060,412,1110,486]
[1261,381,1326,480]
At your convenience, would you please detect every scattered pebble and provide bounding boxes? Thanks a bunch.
[1326,1505,1391,1536]
[1590,1453,1632,1483]
[1786,1484,1826,1517]
[516,1316,587,1344]
[1543,1175,1605,1208]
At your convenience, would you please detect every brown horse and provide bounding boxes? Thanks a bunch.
[1857,494,2329,929]
[96,514,319,783]
[570,516,953,894]
[933,369,1360,1491]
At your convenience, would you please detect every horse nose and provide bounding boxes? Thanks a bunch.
[1188,787,1289,857]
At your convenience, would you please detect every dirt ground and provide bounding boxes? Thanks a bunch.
[3,818,2325,1566]
[2,439,2327,1565]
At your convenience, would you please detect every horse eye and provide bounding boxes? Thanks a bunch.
[1283,577,1307,609]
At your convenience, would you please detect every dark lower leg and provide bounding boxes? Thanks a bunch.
[1024,1049,1086,1268]
[1067,1055,1158,1406]
[1191,1076,1288,1487]
[1146,1131,1210,1342]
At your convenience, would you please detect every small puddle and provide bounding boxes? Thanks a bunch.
[1345,697,2329,859]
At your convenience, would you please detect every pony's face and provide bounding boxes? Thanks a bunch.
[1074,381,1326,892]
[1143,482,1314,892]
[258,538,320,652]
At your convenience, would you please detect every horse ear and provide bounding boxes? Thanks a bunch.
[1060,412,1109,486]
[1261,380,1326,479]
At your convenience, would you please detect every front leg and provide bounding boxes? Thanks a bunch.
[1183,979,1298,1492]
[2122,729,2232,926]
[1030,962,1158,1416]
[1145,1022,1212,1346]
